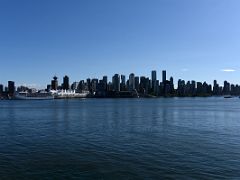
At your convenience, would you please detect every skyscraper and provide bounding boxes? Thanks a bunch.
[103,76,108,84]
[0,84,3,96]
[51,76,58,90]
[151,70,157,91]
[112,74,120,92]
[103,76,108,91]
[63,75,70,90]
[91,79,98,92]
[152,70,157,83]
[8,81,15,96]
[129,73,135,91]
[71,82,79,90]
[170,76,174,92]
[120,75,126,91]
[223,81,230,95]
[162,70,166,83]
[135,76,140,92]
[121,75,126,85]
[213,80,219,95]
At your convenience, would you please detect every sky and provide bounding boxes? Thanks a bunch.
[0,0,240,88]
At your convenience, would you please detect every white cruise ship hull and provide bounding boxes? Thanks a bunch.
[15,94,54,100]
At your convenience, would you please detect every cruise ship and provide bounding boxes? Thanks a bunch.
[15,91,54,100]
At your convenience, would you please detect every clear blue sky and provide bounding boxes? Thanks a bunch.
[0,0,240,88]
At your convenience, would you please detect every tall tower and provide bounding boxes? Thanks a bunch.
[112,74,120,92]
[120,75,126,91]
[151,70,157,82]
[170,76,174,92]
[135,76,140,92]
[8,81,15,96]
[63,75,70,90]
[103,76,108,84]
[129,73,135,91]
[0,84,3,96]
[121,75,126,85]
[151,70,157,92]
[51,76,58,90]
[162,70,166,83]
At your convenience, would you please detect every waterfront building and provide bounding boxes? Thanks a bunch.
[178,79,185,96]
[202,82,208,94]
[121,75,126,84]
[165,83,171,96]
[112,74,120,92]
[213,80,219,95]
[170,77,174,93]
[63,75,70,90]
[102,76,108,91]
[71,82,79,90]
[191,81,196,96]
[208,84,212,94]
[0,84,3,96]
[159,82,164,95]
[86,78,91,92]
[185,81,191,96]
[8,81,15,97]
[135,76,140,92]
[95,80,108,97]
[151,70,157,90]
[231,84,240,95]
[120,75,126,91]
[196,82,203,95]
[51,76,58,90]
[129,73,135,91]
[78,80,86,92]
[139,76,150,94]
[91,79,98,93]
[152,70,157,82]
[47,84,51,92]
[154,80,159,95]
[223,81,230,95]
[162,70,166,83]
[103,76,108,84]
[107,82,112,91]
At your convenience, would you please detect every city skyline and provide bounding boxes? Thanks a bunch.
[1,69,240,100]
[1,0,240,86]
[1,69,239,97]
[0,69,239,88]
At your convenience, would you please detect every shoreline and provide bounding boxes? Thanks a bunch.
[0,95,238,100]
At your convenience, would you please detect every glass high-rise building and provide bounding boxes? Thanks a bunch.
[129,73,135,91]
[151,70,157,89]
[0,84,3,95]
[103,76,108,84]
[51,76,58,90]
[162,70,166,83]
[63,75,70,90]
[135,76,140,92]
[112,74,120,92]
[151,70,157,82]
[8,81,15,96]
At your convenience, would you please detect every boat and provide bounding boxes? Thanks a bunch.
[15,91,54,100]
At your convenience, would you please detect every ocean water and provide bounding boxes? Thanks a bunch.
[0,98,240,179]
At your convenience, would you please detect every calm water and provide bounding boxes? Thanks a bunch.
[0,98,240,179]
